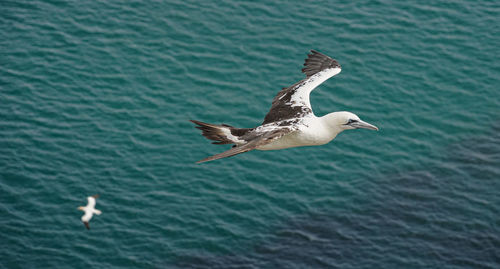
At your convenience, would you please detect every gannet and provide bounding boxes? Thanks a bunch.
[191,50,378,163]
[78,194,101,230]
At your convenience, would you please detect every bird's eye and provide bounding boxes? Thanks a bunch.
[346,119,358,125]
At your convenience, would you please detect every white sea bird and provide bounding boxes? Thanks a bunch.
[191,50,378,163]
[77,194,101,230]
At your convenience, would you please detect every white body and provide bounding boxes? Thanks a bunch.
[80,196,101,223]
[256,112,347,151]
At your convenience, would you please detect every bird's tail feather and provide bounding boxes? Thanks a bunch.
[190,120,251,145]
[94,209,102,215]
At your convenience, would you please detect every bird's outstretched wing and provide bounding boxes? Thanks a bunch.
[262,50,341,125]
[83,221,90,230]
[196,127,294,163]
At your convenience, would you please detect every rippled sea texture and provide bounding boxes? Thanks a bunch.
[1,0,499,268]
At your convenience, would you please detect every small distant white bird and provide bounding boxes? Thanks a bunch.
[77,194,101,230]
[191,50,378,163]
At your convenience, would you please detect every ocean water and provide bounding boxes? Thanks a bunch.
[1,0,499,268]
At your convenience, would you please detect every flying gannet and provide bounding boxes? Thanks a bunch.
[78,194,101,230]
[191,50,378,163]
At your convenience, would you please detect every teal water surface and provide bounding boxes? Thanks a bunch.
[1,0,499,268]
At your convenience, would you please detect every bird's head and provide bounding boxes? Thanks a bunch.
[77,206,85,211]
[327,111,378,132]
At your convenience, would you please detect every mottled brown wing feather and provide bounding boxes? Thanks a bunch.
[262,50,340,125]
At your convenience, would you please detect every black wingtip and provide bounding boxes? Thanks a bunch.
[301,50,340,77]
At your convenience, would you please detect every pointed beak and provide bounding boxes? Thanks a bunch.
[351,120,379,131]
